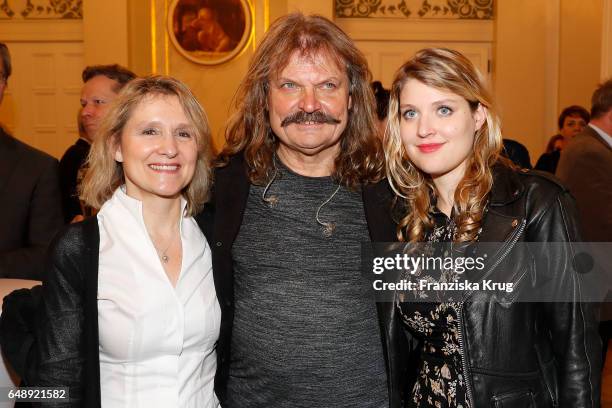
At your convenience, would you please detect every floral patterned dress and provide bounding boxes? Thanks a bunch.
[396,211,472,408]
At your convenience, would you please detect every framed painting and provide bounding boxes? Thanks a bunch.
[168,0,252,65]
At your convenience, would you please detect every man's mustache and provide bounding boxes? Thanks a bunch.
[280,111,342,127]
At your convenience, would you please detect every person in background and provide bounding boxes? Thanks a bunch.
[58,64,135,223]
[558,105,590,139]
[547,133,567,152]
[372,80,390,137]
[534,134,565,172]
[383,48,600,407]
[535,105,589,173]
[557,78,612,364]
[502,138,532,169]
[0,42,63,280]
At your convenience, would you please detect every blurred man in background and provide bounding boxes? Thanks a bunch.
[0,42,63,280]
[557,79,612,361]
[58,64,135,222]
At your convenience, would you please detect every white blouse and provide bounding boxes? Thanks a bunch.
[96,188,220,408]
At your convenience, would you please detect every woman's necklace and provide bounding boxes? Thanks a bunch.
[151,230,177,264]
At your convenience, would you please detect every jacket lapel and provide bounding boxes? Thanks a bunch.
[212,155,250,308]
[460,166,527,297]
[362,179,397,242]
[362,179,408,402]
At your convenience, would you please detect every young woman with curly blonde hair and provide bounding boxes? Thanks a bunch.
[382,48,601,408]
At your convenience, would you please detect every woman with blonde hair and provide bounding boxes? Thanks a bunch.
[36,75,220,407]
[382,48,600,407]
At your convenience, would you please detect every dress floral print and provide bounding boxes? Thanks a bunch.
[396,211,472,408]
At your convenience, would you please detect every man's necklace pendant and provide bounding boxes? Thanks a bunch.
[322,222,336,238]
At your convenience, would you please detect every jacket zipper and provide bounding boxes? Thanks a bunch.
[453,218,527,407]
[458,218,527,302]
[484,219,527,278]
[453,302,474,407]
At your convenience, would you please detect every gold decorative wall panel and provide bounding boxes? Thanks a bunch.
[335,0,493,19]
[1,0,82,20]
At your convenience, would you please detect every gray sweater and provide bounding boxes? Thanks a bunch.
[227,164,388,407]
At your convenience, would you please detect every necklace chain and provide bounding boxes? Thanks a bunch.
[262,154,341,238]
[315,184,341,237]
[151,230,177,264]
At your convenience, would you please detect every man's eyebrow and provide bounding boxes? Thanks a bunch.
[273,76,343,84]
[316,76,342,84]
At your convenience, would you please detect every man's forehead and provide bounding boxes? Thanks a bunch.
[272,49,347,79]
[81,75,118,96]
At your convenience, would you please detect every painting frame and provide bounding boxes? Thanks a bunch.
[167,0,253,66]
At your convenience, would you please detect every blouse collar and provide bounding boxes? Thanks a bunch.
[113,186,188,232]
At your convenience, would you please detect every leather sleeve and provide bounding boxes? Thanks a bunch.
[530,189,602,407]
[36,226,86,407]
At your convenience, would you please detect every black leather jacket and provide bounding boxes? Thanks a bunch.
[384,165,602,407]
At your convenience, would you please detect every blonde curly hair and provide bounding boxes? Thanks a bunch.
[384,48,507,242]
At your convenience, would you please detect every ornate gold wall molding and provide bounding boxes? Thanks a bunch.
[1,0,82,20]
[335,0,493,20]
[0,0,15,18]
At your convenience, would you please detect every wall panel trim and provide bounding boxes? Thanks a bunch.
[0,20,82,42]
[337,19,493,42]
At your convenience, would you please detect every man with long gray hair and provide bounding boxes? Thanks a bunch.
[206,13,404,408]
